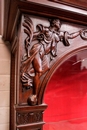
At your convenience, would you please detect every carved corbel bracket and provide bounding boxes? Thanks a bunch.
[16,104,47,129]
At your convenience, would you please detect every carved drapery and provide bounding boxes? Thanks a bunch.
[20,15,87,106]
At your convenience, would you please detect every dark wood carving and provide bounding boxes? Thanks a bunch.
[16,104,47,130]
[17,111,42,125]
[20,15,87,106]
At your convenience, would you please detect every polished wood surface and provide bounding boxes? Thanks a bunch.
[49,0,87,9]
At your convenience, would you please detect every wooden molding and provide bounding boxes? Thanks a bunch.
[49,0,87,10]
[3,0,87,42]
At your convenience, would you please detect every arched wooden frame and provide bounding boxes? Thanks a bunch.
[39,46,87,104]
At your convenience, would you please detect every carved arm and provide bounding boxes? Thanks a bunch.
[67,30,81,39]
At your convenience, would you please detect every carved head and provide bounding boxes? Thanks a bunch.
[50,19,61,31]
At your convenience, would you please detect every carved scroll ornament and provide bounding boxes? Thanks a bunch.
[20,15,87,105]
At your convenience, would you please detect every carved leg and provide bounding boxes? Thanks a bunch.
[27,53,42,105]
[27,72,41,105]
[33,72,41,95]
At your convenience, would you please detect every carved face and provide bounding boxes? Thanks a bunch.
[51,19,61,31]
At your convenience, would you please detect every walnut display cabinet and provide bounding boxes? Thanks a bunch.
[3,0,87,130]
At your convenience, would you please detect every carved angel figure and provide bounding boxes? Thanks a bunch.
[21,15,87,105]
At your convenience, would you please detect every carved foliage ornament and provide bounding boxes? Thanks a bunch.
[20,15,87,105]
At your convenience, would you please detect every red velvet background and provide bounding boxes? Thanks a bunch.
[43,51,87,130]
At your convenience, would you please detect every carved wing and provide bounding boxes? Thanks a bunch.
[23,15,34,57]
[23,15,34,44]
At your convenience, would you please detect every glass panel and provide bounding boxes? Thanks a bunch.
[43,49,87,130]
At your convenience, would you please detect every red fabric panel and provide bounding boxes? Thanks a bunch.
[43,53,87,130]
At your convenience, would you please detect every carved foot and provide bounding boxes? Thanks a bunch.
[27,95,37,106]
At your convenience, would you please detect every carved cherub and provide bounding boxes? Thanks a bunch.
[21,15,87,105]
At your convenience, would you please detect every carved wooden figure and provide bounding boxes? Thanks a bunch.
[20,15,87,106]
